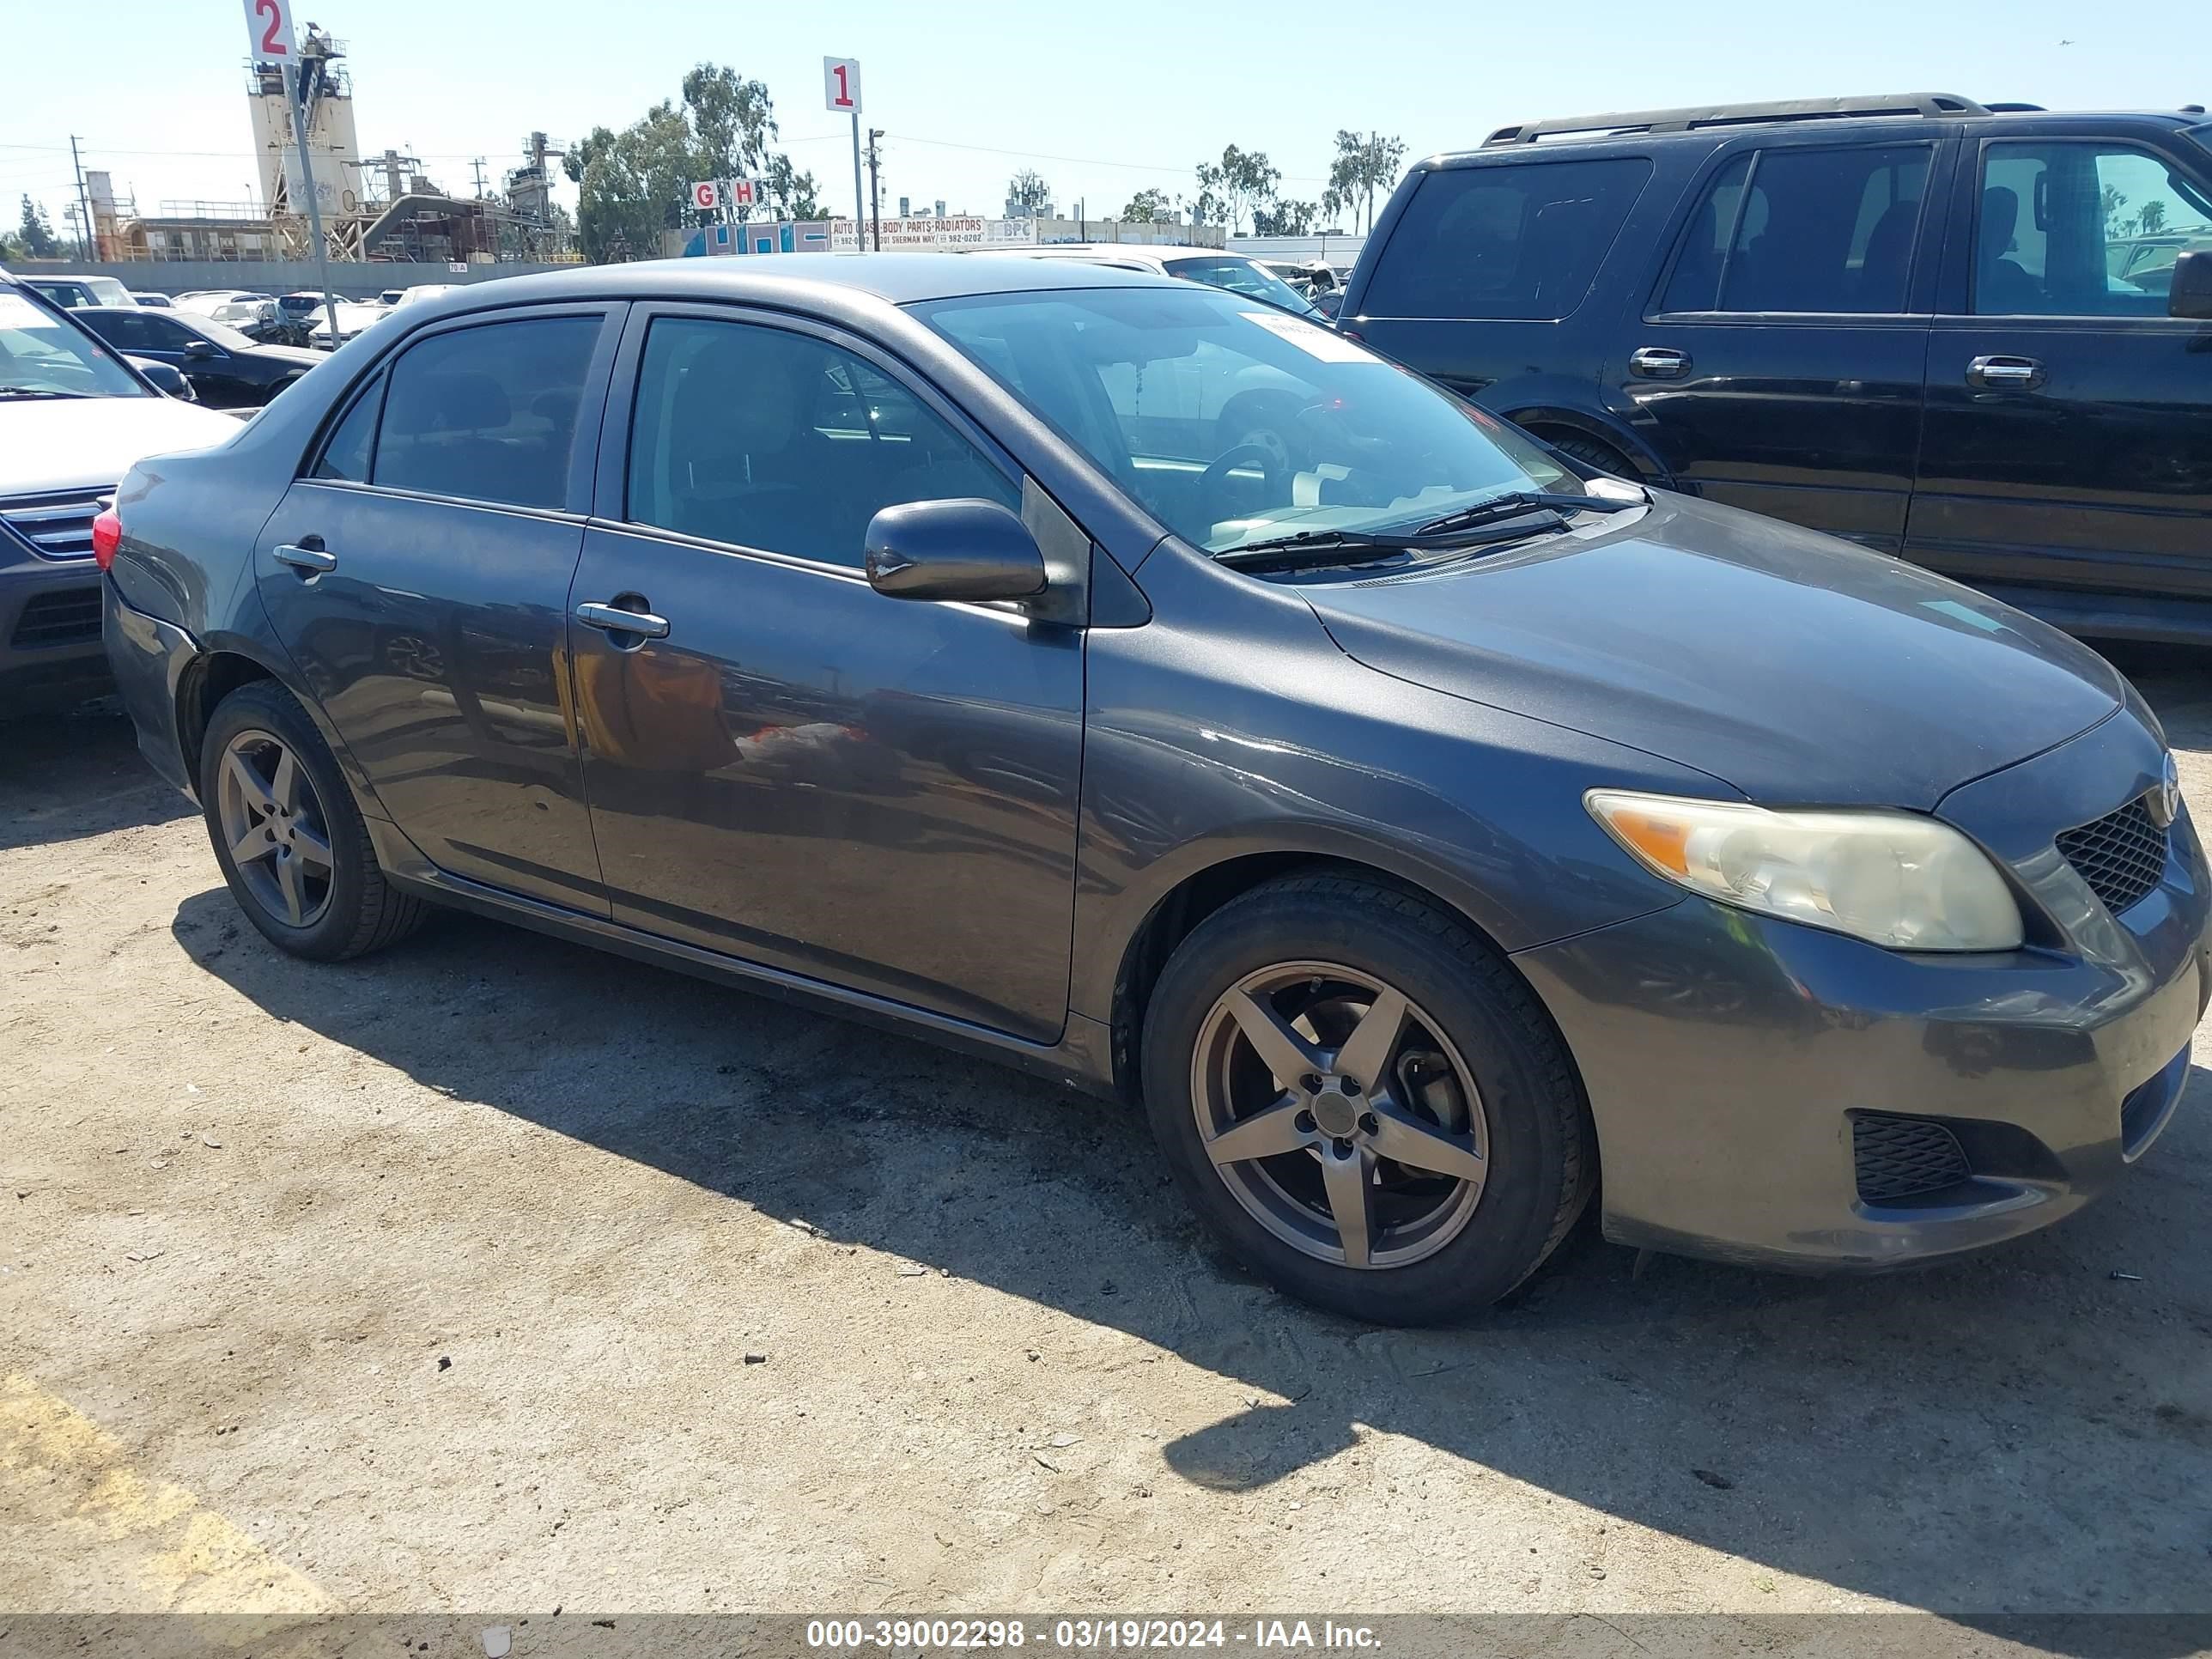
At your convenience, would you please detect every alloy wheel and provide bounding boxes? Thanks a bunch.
[1189,961,1489,1269]
[216,727,336,928]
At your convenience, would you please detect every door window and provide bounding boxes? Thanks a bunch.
[88,311,160,352]
[313,375,384,482]
[1660,144,1929,314]
[1975,142,2212,315]
[1361,156,1652,320]
[623,317,1018,568]
[371,316,601,509]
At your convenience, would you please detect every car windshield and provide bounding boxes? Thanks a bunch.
[915,284,1572,554]
[0,289,149,398]
[1163,254,1318,314]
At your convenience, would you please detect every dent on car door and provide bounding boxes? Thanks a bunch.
[567,309,1085,1041]
[254,307,623,913]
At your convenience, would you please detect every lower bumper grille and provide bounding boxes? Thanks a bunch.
[2057,794,2167,918]
[1852,1113,1972,1204]
[10,586,103,650]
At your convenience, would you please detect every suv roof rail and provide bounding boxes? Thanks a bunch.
[1480,92,1993,148]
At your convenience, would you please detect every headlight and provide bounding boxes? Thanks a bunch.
[1586,790,2023,951]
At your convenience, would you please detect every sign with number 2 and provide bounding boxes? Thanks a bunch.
[243,0,297,64]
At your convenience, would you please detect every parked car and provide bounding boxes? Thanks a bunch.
[74,307,320,409]
[131,291,177,309]
[21,274,139,310]
[981,244,1323,316]
[100,256,2207,1323]
[308,298,397,350]
[1340,93,2212,642]
[174,289,288,343]
[0,275,237,708]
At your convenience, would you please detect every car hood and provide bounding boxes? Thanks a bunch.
[1301,494,2126,810]
[0,396,240,495]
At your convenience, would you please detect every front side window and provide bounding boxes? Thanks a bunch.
[623,318,1017,568]
[1976,142,2212,315]
[916,285,1571,556]
[0,289,149,399]
[1662,144,1929,314]
[372,316,600,509]
[1361,156,1652,321]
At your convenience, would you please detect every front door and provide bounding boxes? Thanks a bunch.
[1908,134,2212,604]
[256,304,623,912]
[1604,137,1943,552]
[568,309,1085,1041]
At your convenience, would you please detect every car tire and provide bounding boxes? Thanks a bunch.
[1140,872,1593,1325]
[199,680,428,962]
[1536,429,1643,482]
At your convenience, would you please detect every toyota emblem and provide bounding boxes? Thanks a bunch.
[2150,752,2182,830]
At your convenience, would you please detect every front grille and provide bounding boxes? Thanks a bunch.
[1852,1113,1972,1204]
[10,586,103,650]
[0,489,110,560]
[2056,795,2166,919]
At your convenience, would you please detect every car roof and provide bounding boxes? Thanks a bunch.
[368,252,1193,316]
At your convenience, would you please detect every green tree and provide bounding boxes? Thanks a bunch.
[15,194,60,258]
[1326,131,1407,234]
[2136,198,2169,237]
[1121,186,1171,222]
[763,153,822,221]
[2099,184,2131,240]
[1007,169,1052,214]
[1194,145,1279,235]
[1252,198,1318,236]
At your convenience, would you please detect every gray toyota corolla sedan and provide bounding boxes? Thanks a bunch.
[98,256,2209,1324]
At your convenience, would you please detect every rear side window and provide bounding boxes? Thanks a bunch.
[1362,157,1652,320]
[314,374,383,482]
[371,316,600,509]
[1660,144,1931,314]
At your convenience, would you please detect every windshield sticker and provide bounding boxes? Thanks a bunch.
[0,293,53,329]
[1237,309,1376,363]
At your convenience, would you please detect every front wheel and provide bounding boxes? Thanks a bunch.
[1141,874,1593,1324]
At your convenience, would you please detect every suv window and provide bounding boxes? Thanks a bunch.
[623,317,1017,568]
[1977,141,2212,315]
[1363,157,1651,320]
[1662,144,1930,314]
[371,316,600,508]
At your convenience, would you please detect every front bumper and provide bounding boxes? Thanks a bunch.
[1515,710,2212,1271]
[101,574,199,799]
[0,550,108,708]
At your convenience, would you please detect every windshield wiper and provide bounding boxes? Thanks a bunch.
[1212,529,1418,573]
[1412,489,1639,538]
[0,387,96,400]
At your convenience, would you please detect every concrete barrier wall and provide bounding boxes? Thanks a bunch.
[8,258,579,301]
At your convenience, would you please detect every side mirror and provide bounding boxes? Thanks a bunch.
[865,498,1048,604]
[2169,250,2212,320]
[127,357,195,400]
[184,339,220,359]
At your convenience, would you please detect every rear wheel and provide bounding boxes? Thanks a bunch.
[199,680,427,961]
[1141,874,1593,1324]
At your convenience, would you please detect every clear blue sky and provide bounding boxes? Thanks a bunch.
[3,0,2204,239]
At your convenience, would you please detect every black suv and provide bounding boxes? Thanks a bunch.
[1340,94,2212,641]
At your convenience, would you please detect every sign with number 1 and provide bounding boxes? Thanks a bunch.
[823,57,862,113]
[242,0,298,64]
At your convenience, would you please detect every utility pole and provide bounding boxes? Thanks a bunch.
[69,135,94,261]
[866,128,884,251]
[283,63,341,349]
[471,157,488,199]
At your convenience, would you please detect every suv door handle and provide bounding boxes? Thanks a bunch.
[575,599,671,641]
[1966,355,2045,391]
[271,542,337,574]
[1628,345,1692,380]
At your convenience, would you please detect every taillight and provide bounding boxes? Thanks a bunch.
[91,508,122,571]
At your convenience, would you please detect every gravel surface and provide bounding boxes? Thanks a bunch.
[4,657,2210,1627]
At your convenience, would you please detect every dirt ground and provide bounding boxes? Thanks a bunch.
[3,650,2211,1637]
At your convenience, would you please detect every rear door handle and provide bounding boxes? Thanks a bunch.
[1966,355,2045,391]
[272,542,337,574]
[575,599,671,640]
[1628,345,1692,380]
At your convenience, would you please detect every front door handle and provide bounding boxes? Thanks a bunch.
[575,599,671,641]
[1628,345,1692,380]
[1966,355,2045,391]
[272,542,337,574]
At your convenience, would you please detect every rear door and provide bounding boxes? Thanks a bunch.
[1601,134,1947,552]
[255,303,623,913]
[1908,130,2212,606]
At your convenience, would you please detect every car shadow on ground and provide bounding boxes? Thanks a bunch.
[0,702,192,853]
[167,887,2212,1641]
